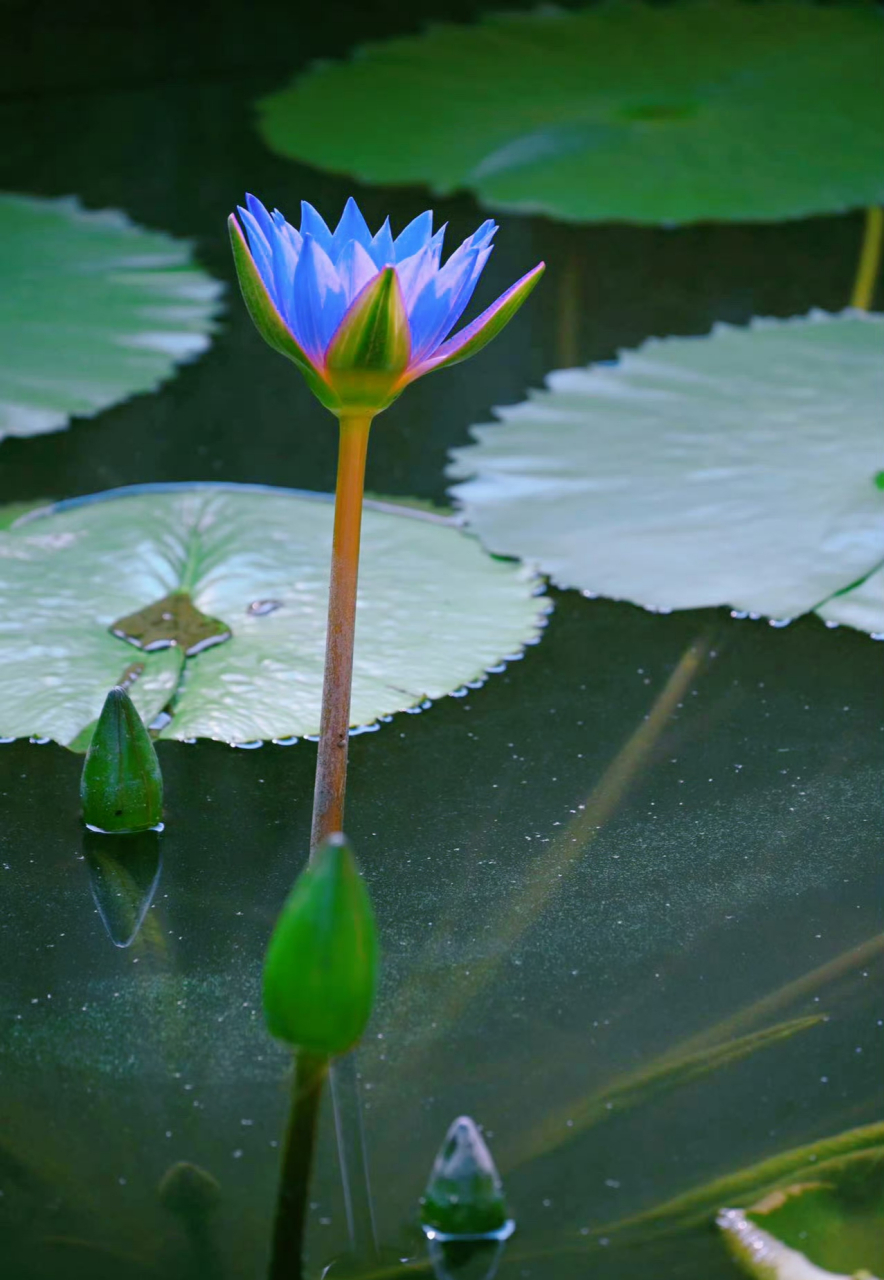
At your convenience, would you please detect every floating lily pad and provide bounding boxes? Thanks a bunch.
[0,483,548,747]
[448,311,884,635]
[0,194,223,441]
[258,2,884,224]
[718,1151,884,1278]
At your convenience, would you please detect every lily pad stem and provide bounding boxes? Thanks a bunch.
[310,413,373,853]
[851,206,883,310]
[269,1050,329,1280]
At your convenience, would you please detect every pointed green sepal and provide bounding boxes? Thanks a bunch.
[79,687,163,833]
[262,834,378,1056]
[325,267,411,412]
[228,215,340,412]
[421,1116,513,1239]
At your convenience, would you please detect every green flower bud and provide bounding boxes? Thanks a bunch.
[421,1117,513,1239]
[263,835,378,1056]
[80,687,163,833]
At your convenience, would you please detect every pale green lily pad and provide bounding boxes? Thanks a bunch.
[718,1152,884,1279]
[257,2,884,225]
[0,483,548,747]
[448,311,884,636]
[0,194,223,441]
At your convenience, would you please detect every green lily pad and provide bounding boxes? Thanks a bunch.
[718,1151,884,1278]
[0,194,223,441]
[0,483,548,747]
[257,2,884,224]
[448,311,884,636]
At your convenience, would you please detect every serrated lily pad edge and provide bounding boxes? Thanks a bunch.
[448,308,884,639]
[4,482,553,749]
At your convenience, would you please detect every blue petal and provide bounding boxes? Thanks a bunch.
[290,234,347,358]
[299,202,334,254]
[237,206,276,298]
[245,193,277,245]
[396,241,443,310]
[336,239,379,305]
[468,219,498,250]
[368,217,395,267]
[393,211,434,262]
[330,197,373,261]
[268,225,302,330]
[408,242,493,359]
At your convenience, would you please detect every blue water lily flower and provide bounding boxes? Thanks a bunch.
[229,195,544,414]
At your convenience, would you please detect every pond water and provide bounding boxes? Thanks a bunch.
[1,3,881,1278]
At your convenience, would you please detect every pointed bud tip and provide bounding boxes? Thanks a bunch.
[421,1115,510,1238]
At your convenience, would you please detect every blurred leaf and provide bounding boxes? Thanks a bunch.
[449,311,884,635]
[718,1149,884,1277]
[0,194,223,441]
[258,3,884,224]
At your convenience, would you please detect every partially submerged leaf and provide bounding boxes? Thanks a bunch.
[598,1121,884,1242]
[449,311,884,635]
[0,483,548,745]
[718,1150,884,1278]
[0,194,223,440]
[258,3,884,224]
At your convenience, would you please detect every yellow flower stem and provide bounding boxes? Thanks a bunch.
[310,412,374,853]
[268,1049,329,1280]
[850,206,883,311]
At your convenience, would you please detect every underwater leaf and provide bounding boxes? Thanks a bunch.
[257,2,884,224]
[0,194,223,441]
[598,1121,884,1241]
[448,311,884,635]
[0,483,548,746]
[718,1153,884,1278]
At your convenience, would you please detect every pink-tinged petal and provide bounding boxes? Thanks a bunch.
[403,262,545,384]
[336,239,380,305]
[395,240,442,310]
[228,215,339,412]
[408,241,491,360]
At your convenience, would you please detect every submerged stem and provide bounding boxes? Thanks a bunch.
[310,414,373,853]
[269,1050,329,1280]
[850,206,883,310]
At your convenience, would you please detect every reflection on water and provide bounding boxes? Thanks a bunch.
[84,830,163,949]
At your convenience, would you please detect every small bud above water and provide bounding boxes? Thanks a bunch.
[262,834,378,1056]
[80,687,163,833]
[421,1116,513,1240]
